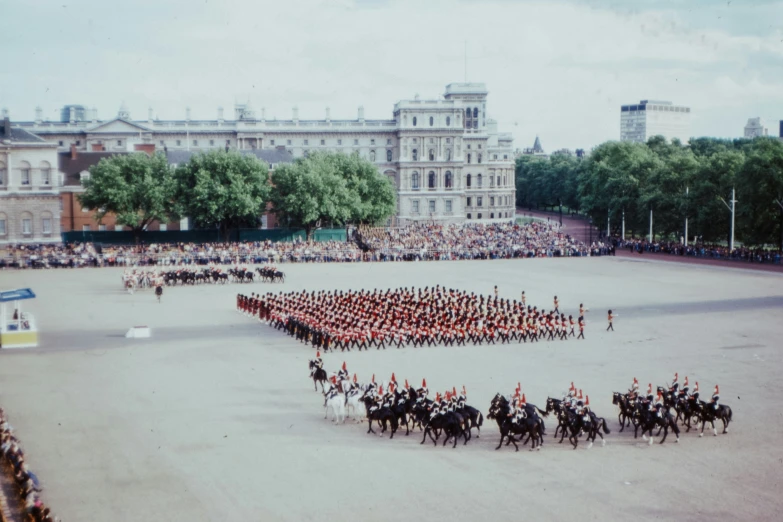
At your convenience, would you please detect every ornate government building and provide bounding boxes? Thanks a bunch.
[13,83,515,225]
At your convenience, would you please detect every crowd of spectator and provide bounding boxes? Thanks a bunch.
[614,238,782,265]
[1,408,58,521]
[0,222,603,269]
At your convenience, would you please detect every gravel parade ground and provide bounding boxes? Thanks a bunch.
[1,257,782,522]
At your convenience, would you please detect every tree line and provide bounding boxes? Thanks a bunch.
[79,150,397,241]
[516,136,783,248]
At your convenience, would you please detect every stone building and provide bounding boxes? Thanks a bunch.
[12,82,515,225]
[0,117,60,245]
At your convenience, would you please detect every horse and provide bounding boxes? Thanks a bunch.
[695,401,733,437]
[487,400,543,451]
[612,392,635,432]
[633,403,680,445]
[323,384,346,424]
[155,285,163,303]
[308,360,328,392]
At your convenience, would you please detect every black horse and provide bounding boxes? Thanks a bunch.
[308,360,327,392]
[695,400,733,437]
[487,400,544,451]
[633,403,680,445]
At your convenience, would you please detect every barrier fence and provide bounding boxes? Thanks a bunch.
[59,227,347,245]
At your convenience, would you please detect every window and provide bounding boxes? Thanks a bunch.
[304,139,309,145]
[413,138,418,144]
[446,139,451,144]
[473,108,478,118]
[478,153,482,164]
[411,172,420,190]
[446,149,452,161]
[98,224,106,232]
[370,150,376,162]
[210,140,215,146]
[354,139,359,145]
[59,199,63,211]
[429,200,436,213]
[466,174,471,187]
[477,197,483,207]
[58,141,64,146]
[429,149,435,161]
[473,121,478,129]
[387,149,392,162]
[21,168,31,185]
[478,144,482,150]
[22,218,33,235]
[467,153,471,164]
[497,176,501,186]
[446,116,451,126]
[494,154,498,160]
[287,140,292,146]
[41,167,51,185]
[490,177,495,188]
[0,218,5,236]
[176,140,181,146]
[320,140,325,145]
[429,116,434,126]
[467,144,471,149]
[467,197,472,207]
[75,140,81,145]
[412,149,418,161]
[270,140,275,146]
[338,139,342,145]
[477,213,482,219]
[491,213,495,219]
[387,139,392,145]
[445,171,453,189]
[445,200,452,213]
[82,224,90,232]
[159,224,167,232]
[412,117,417,126]
[226,140,231,146]
[115,225,123,232]
[412,200,420,213]
[477,174,483,188]
[490,196,495,206]
[428,171,436,189]
[371,139,376,145]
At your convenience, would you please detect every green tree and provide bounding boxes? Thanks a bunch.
[78,152,174,241]
[736,138,783,248]
[172,150,270,240]
[327,152,397,225]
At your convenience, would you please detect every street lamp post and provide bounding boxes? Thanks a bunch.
[559,198,563,226]
[719,187,738,251]
[589,218,593,245]
[621,209,625,240]
[607,211,610,239]
[684,186,689,247]
[649,208,653,242]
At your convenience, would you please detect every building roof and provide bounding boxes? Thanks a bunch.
[2,119,48,143]
[532,135,544,153]
[166,148,293,166]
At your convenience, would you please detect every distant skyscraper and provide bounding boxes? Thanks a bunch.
[779,120,783,139]
[620,100,691,144]
[744,117,768,138]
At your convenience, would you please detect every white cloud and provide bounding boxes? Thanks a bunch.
[0,0,781,150]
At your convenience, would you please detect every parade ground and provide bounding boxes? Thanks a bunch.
[1,257,782,522]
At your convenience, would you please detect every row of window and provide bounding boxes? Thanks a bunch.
[411,199,454,214]
[466,173,509,188]
[466,212,511,220]
[411,171,454,190]
[410,116,452,127]
[466,195,513,207]
[0,213,54,236]
[410,149,454,162]
[0,165,52,186]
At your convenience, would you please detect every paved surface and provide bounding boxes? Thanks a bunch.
[0,258,782,522]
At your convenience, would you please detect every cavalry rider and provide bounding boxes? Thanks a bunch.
[337,362,349,382]
[711,385,720,410]
[583,395,591,415]
[511,393,527,421]
[652,390,664,414]
[670,372,679,395]
[310,351,323,378]
[629,377,640,398]
[416,378,429,400]
[679,376,690,398]
[690,381,700,402]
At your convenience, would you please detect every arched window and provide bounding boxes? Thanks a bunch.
[369,150,376,162]
[466,174,471,188]
[446,116,451,126]
[473,108,478,118]
[466,108,472,119]
[412,149,418,161]
[387,149,392,162]
[467,213,472,220]
[19,161,31,186]
[40,161,52,185]
[411,172,420,190]
[490,196,495,206]
[428,149,435,161]
[445,171,453,189]
[429,116,434,126]
[477,174,483,188]
[412,116,417,126]
[491,213,495,219]
[477,153,482,164]
[428,171,436,189]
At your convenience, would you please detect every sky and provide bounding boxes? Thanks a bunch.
[1,0,782,151]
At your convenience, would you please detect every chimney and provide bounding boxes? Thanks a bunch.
[292,106,299,123]
[325,107,331,122]
[358,105,365,122]
[35,106,43,124]
[218,107,224,122]
[2,117,11,139]
[186,107,191,121]
[148,107,154,122]
[70,143,78,160]
[69,106,76,124]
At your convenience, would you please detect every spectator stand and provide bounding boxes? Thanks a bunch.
[0,289,38,349]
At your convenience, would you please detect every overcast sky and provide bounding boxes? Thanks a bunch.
[2,0,782,151]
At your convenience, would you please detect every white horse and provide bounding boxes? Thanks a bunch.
[323,383,346,423]
[345,387,365,423]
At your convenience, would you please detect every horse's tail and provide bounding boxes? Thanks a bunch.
[601,418,611,434]
[534,406,549,418]
[669,416,680,435]
[477,411,484,427]
[726,406,733,421]
[538,418,547,436]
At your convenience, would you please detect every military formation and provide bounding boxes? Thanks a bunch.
[238,286,591,351]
